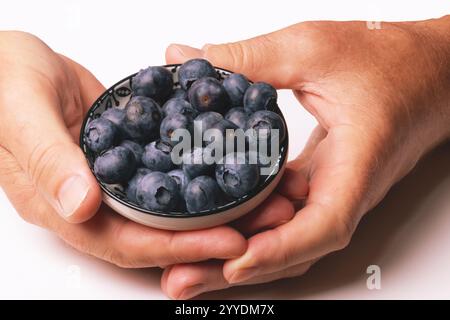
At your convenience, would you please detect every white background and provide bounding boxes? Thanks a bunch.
[1,0,450,299]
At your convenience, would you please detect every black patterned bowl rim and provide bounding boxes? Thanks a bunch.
[79,64,289,218]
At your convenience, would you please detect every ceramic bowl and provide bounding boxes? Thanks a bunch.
[80,64,288,230]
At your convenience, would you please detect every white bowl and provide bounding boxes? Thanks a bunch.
[80,64,288,231]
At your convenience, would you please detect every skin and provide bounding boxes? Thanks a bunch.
[1,14,449,299]
[163,16,450,299]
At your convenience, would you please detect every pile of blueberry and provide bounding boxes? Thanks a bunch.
[84,59,286,214]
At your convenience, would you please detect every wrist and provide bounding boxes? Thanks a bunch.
[415,16,450,140]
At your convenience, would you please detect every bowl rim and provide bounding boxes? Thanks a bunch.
[79,64,289,218]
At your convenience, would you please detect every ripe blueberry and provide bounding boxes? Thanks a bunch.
[182,147,215,179]
[246,110,287,145]
[216,152,260,198]
[243,82,277,112]
[94,146,137,184]
[85,118,118,153]
[168,169,190,196]
[120,140,144,166]
[224,107,253,129]
[162,98,198,120]
[222,73,250,107]
[178,58,217,90]
[142,140,176,172]
[136,172,180,211]
[126,167,152,203]
[184,176,222,213]
[123,96,161,142]
[188,77,230,114]
[160,113,193,146]
[132,66,173,102]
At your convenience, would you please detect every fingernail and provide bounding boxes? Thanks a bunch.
[57,175,90,217]
[228,267,259,284]
[170,44,202,58]
[177,284,205,300]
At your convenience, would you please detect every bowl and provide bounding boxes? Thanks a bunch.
[80,64,288,231]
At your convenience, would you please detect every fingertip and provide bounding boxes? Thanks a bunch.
[165,43,202,64]
[278,168,309,200]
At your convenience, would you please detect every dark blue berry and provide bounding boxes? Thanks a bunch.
[222,73,250,107]
[243,82,277,112]
[120,140,144,166]
[142,140,176,172]
[123,96,162,142]
[94,146,137,184]
[85,118,118,153]
[169,88,188,101]
[184,176,222,213]
[160,113,193,146]
[224,107,252,129]
[168,169,190,196]
[136,172,180,211]
[162,98,198,120]
[182,147,215,179]
[101,108,128,137]
[126,168,152,203]
[188,77,230,114]
[245,110,287,145]
[178,58,217,90]
[132,66,173,102]
[216,152,260,198]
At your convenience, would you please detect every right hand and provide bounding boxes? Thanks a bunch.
[0,31,252,268]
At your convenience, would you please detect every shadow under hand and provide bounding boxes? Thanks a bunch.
[201,142,450,299]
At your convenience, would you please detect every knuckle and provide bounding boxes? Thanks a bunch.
[27,141,67,188]
[332,212,355,250]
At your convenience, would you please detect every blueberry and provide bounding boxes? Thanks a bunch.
[132,66,173,102]
[245,110,287,145]
[188,77,230,114]
[178,58,218,90]
[184,176,222,213]
[101,108,127,137]
[169,88,188,101]
[160,113,193,146]
[84,118,118,153]
[216,152,260,198]
[205,119,241,154]
[168,169,190,196]
[162,98,198,120]
[123,96,162,142]
[222,73,250,107]
[247,150,275,178]
[120,140,144,165]
[182,147,215,179]
[193,111,223,134]
[142,140,176,172]
[126,168,152,203]
[94,146,136,184]
[136,172,180,212]
[243,82,277,112]
[224,107,252,129]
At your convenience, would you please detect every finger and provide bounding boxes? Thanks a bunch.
[276,167,309,201]
[230,193,295,237]
[287,124,327,173]
[166,25,306,87]
[162,260,314,300]
[0,61,101,224]
[223,126,373,283]
[0,151,247,267]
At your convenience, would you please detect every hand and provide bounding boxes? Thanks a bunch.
[162,16,450,298]
[0,31,249,268]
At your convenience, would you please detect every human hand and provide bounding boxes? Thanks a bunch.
[0,31,250,268]
[162,16,450,298]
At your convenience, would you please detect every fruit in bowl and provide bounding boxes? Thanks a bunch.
[80,59,288,230]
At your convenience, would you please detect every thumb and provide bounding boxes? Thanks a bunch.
[166,30,298,87]
[0,74,102,224]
